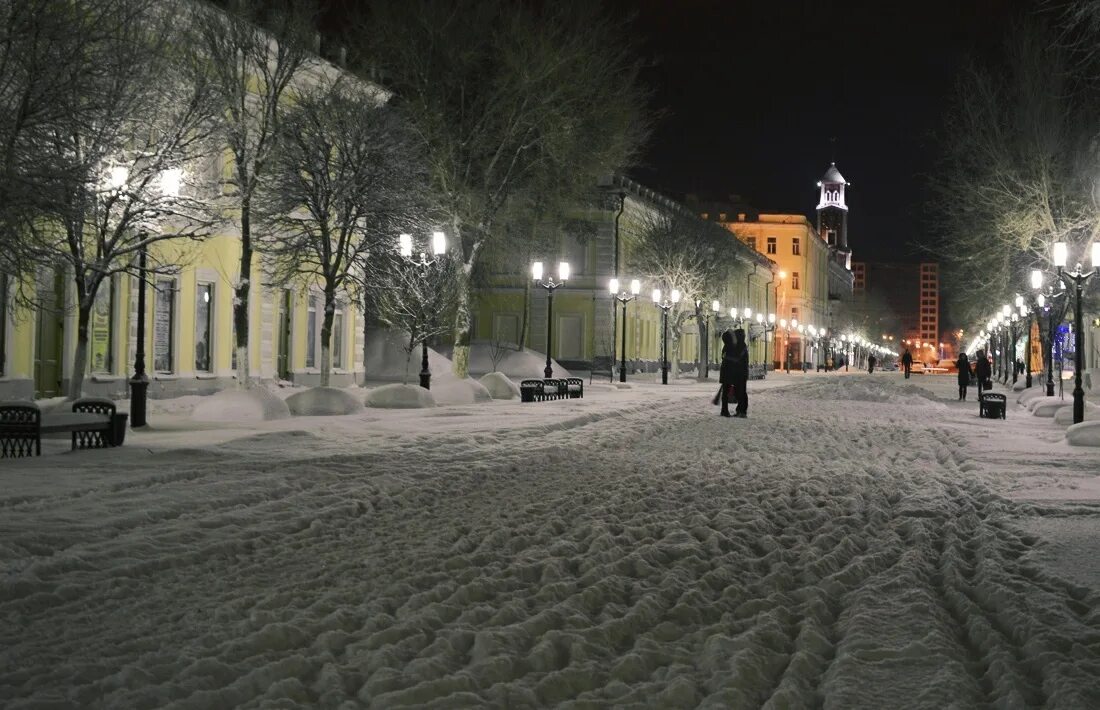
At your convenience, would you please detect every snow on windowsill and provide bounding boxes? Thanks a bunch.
[154,373,179,381]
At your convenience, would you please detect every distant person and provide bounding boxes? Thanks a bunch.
[957,352,971,400]
[975,348,992,396]
[901,349,914,378]
[868,353,877,374]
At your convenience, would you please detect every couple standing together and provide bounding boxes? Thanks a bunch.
[714,328,749,418]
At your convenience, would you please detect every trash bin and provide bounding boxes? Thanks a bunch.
[112,413,129,445]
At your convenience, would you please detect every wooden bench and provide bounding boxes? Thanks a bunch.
[1,398,127,458]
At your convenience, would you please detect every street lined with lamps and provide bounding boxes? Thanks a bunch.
[610,278,641,382]
[533,261,570,379]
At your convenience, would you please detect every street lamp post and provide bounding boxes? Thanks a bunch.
[123,166,182,428]
[756,312,775,379]
[610,278,640,383]
[533,260,570,379]
[652,288,680,385]
[399,231,448,389]
[1033,268,1066,397]
[1052,241,1100,424]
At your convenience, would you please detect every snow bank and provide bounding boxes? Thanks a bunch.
[1032,399,1068,418]
[190,387,291,422]
[285,386,364,416]
[789,376,942,406]
[437,340,570,379]
[429,377,492,405]
[1066,420,1100,446]
[1054,401,1100,425]
[478,372,520,400]
[365,383,436,408]
[1018,388,1047,405]
[363,327,453,383]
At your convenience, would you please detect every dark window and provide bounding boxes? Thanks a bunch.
[766,237,777,255]
[792,237,801,256]
[154,279,175,373]
[792,272,800,290]
[306,295,318,368]
[333,304,344,369]
[90,278,115,374]
[195,282,213,372]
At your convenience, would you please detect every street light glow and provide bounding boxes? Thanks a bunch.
[1053,242,1068,268]
[711,299,720,312]
[159,167,182,197]
[631,279,640,295]
[532,261,543,281]
[1031,269,1043,289]
[558,261,570,280]
[609,278,620,295]
[109,166,128,190]
[670,289,680,303]
[652,288,661,303]
[432,231,447,256]
[399,233,413,258]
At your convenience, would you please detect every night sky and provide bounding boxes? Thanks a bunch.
[322,0,1028,263]
[608,0,1021,263]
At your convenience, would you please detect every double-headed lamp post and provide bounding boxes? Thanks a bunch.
[1052,241,1100,423]
[610,278,641,383]
[399,230,447,389]
[756,312,776,378]
[652,287,680,385]
[1032,268,1065,397]
[533,260,570,379]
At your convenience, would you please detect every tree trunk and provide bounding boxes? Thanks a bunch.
[234,195,253,388]
[320,291,335,387]
[695,311,706,381]
[451,268,472,379]
[519,279,531,350]
[69,303,91,399]
[670,316,684,379]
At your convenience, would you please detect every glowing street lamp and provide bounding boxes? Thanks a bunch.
[398,231,448,389]
[653,288,680,384]
[533,260,569,378]
[1051,241,1100,422]
[610,278,641,383]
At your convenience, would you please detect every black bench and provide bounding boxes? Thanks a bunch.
[979,392,1006,419]
[1,398,128,458]
[519,378,582,402]
[566,377,583,398]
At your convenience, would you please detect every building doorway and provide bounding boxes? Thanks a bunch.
[277,289,291,380]
[34,270,65,398]
[557,314,584,360]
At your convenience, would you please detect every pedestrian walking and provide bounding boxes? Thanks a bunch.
[868,353,877,374]
[956,352,971,400]
[901,348,913,378]
[975,348,992,396]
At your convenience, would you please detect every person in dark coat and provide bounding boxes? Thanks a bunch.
[974,348,992,396]
[868,353,877,374]
[901,349,914,378]
[715,329,750,417]
[956,352,971,400]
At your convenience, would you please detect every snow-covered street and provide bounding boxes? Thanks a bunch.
[4,374,1100,708]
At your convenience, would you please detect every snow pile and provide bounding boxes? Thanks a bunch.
[1065,420,1100,446]
[428,376,493,405]
[479,372,520,400]
[362,327,454,383]
[788,376,942,406]
[1054,401,1100,425]
[285,386,364,416]
[1032,399,1068,418]
[437,340,570,379]
[1017,388,1047,406]
[190,386,291,422]
[365,383,436,408]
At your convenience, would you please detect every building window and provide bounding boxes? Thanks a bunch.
[719,212,727,221]
[90,277,115,374]
[195,282,213,372]
[701,212,709,220]
[791,306,799,321]
[792,272,800,290]
[826,229,837,245]
[0,273,7,377]
[792,237,800,256]
[766,237,777,254]
[306,294,318,368]
[332,303,344,370]
[153,279,176,374]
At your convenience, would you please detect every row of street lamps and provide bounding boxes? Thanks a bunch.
[969,241,1095,424]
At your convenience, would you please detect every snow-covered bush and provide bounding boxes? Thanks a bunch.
[285,387,364,416]
[365,383,436,408]
[191,387,291,422]
[479,372,520,400]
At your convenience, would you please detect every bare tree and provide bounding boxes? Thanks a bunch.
[929,18,1098,323]
[20,0,220,398]
[372,258,460,385]
[256,78,428,387]
[349,0,650,378]
[627,209,740,378]
[194,0,313,387]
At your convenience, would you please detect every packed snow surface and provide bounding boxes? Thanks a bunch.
[3,374,1100,708]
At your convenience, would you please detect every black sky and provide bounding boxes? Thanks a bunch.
[605,0,1019,263]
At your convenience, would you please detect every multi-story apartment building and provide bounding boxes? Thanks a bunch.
[699,163,854,369]
[849,260,941,363]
